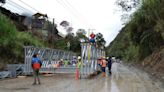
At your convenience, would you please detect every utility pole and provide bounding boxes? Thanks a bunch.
[88,29,91,39]
[52,18,55,47]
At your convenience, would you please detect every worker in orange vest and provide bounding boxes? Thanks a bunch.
[101,57,107,77]
[31,54,42,85]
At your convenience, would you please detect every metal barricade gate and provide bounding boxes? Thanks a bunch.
[24,46,76,75]
[80,43,105,78]
[24,44,105,78]
[2,44,105,79]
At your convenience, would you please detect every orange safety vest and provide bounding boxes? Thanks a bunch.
[102,60,106,67]
[33,63,41,69]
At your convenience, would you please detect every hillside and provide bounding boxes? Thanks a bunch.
[0,11,84,70]
[142,47,164,75]
[0,12,45,69]
[106,0,164,79]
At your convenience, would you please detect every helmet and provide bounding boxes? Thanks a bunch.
[101,57,106,59]
[78,56,81,59]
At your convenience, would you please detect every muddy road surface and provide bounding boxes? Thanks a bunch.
[0,63,163,92]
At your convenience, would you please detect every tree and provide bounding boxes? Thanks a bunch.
[116,0,141,24]
[116,0,140,12]
[60,20,70,28]
[64,33,81,54]
[76,29,88,43]
[95,33,106,48]
[65,33,74,41]
[77,29,86,35]
[60,20,73,34]
[66,27,73,33]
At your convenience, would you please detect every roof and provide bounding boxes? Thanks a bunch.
[33,12,48,19]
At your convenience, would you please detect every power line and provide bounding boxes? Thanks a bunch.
[63,0,89,27]
[7,0,33,14]
[8,0,90,28]
[14,0,59,24]
[7,2,31,14]
[56,0,78,18]
[18,0,39,12]
[13,0,61,25]
[2,3,22,13]
[7,0,34,14]
[56,0,89,27]
[16,0,59,24]
[62,0,91,27]
[15,0,59,24]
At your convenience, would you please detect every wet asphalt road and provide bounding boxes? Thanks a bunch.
[0,63,163,92]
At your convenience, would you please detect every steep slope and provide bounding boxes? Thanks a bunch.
[106,0,164,79]
[107,0,164,61]
[0,13,45,70]
[143,47,164,74]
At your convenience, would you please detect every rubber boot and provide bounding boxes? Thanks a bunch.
[103,72,106,77]
[102,72,106,77]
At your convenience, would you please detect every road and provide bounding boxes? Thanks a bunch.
[0,63,163,92]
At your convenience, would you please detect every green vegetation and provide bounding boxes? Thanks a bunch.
[0,12,88,67]
[53,38,67,50]
[0,13,44,66]
[64,33,88,55]
[107,0,164,62]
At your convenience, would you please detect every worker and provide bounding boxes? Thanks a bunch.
[31,53,42,85]
[75,56,82,79]
[72,57,77,66]
[59,59,64,67]
[107,57,112,75]
[77,56,82,69]
[64,59,69,67]
[101,57,107,77]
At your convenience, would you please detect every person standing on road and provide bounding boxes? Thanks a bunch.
[107,57,112,75]
[101,57,107,77]
[64,59,69,67]
[75,56,82,79]
[31,54,42,85]
[72,57,77,66]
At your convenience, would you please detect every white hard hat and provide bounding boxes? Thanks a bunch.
[78,56,81,59]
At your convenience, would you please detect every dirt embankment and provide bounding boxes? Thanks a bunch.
[138,47,164,86]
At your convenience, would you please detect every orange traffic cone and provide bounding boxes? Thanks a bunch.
[75,68,79,80]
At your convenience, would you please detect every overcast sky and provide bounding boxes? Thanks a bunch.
[3,0,124,46]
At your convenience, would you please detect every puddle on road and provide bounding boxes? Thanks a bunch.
[111,78,120,92]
